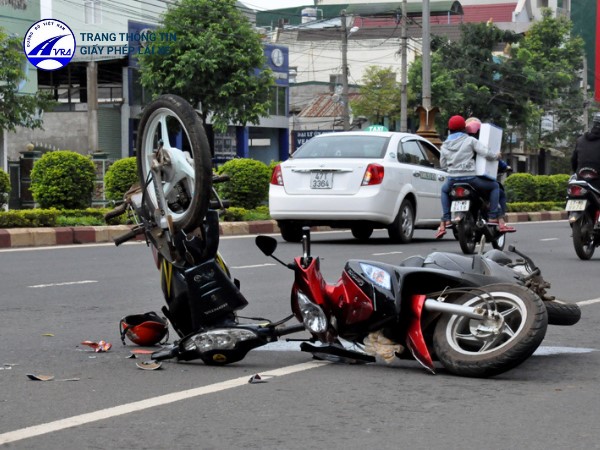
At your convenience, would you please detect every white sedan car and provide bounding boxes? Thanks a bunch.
[269,131,447,242]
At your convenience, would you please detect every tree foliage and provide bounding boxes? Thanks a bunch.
[408,10,585,153]
[137,0,274,132]
[351,66,402,125]
[0,27,53,132]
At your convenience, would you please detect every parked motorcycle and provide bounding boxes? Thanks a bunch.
[106,94,579,378]
[566,169,600,260]
[450,181,508,254]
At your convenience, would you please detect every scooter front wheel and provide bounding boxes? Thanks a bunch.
[432,283,547,378]
[136,94,212,233]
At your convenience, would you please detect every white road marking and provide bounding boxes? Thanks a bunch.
[540,238,559,241]
[372,251,403,256]
[534,346,596,355]
[230,263,276,269]
[577,297,600,306]
[0,361,329,446]
[28,280,98,288]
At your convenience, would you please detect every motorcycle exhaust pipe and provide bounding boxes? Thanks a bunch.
[424,299,488,320]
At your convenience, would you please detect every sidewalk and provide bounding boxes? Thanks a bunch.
[0,211,568,249]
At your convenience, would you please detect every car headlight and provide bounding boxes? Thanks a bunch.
[360,263,392,290]
[182,328,258,352]
[297,291,328,333]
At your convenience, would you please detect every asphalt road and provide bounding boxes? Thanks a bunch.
[1,220,599,449]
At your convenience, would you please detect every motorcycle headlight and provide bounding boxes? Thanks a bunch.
[182,328,258,352]
[297,291,328,333]
[360,263,392,290]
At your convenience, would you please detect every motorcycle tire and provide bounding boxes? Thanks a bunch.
[351,225,374,241]
[457,213,477,254]
[545,300,581,326]
[136,94,212,234]
[572,213,595,260]
[432,283,547,378]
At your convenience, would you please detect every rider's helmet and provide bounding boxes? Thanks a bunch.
[448,115,466,132]
[119,312,169,346]
[465,117,481,135]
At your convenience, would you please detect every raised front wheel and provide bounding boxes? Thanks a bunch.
[136,94,212,233]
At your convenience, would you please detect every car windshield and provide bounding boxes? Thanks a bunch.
[292,135,389,159]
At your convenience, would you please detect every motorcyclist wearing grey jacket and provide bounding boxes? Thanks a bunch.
[435,115,514,238]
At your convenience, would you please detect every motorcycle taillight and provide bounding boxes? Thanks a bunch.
[451,186,470,198]
[567,185,587,197]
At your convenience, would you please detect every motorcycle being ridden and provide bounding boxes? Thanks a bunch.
[107,95,579,378]
[567,113,600,259]
[437,115,514,253]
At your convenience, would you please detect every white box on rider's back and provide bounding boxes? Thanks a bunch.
[475,123,502,179]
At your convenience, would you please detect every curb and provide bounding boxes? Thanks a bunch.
[0,212,568,249]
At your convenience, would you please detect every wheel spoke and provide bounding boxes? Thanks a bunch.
[159,115,172,149]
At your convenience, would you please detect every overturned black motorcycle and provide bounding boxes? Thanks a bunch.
[106,94,579,377]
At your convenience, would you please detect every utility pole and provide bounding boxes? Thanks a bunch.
[583,57,589,130]
[415,0,441,146]
[341,9,350,131]
[400,0,408,132]
[422,0,431,110]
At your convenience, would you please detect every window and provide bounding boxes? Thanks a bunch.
[293,135,388,159]
[85,0,102,24]
[398,140,428,166]
[417,141,441,168]
[268,86,287,116]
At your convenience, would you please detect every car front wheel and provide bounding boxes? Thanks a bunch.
[388,200,414,243]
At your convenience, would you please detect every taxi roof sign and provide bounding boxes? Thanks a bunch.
[365,125,389,131]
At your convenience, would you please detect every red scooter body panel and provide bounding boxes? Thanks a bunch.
[406,294,435,374]
[291,257,375,326]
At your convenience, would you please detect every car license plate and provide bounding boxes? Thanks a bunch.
[566,199,587,211]
[451,200,470,212]
[310,171,333,189]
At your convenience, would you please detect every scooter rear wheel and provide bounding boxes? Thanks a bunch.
[457,213,477,254]
[136,94,212,233]
[432,283,547,378]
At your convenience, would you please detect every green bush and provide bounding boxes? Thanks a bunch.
[534,175,556,202]
[0,209,59,227]
[30,150,96,209]
[216,158,271,209]
[504,173,537,203]
[549,174,571,202]
[0,168,10,209]
[506,201,565,212]
[104,157,138,201]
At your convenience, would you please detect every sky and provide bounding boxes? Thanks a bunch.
[240,0,313,11]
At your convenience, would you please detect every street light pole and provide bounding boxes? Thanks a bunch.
[341,10,350,131]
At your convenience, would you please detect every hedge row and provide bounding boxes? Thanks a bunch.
[504,173,570,203]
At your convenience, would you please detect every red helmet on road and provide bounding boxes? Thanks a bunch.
[119,312,169,346]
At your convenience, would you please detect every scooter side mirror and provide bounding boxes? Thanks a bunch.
[256,235,278,256]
